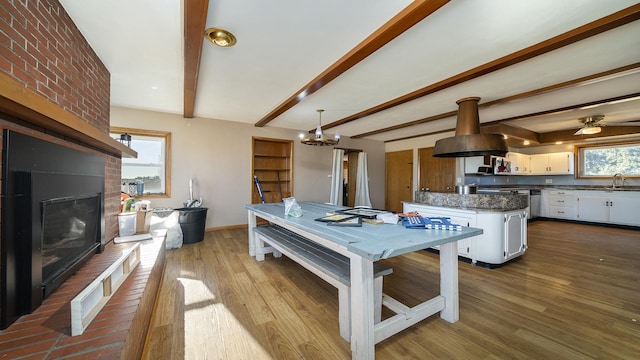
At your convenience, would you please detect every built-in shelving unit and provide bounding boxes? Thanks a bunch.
[252,137,293,204]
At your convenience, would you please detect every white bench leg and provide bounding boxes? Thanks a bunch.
[374,276,383,323]
[248,213,257,256]
[338,276,384,342]
[255,234,283,261]
[255,234,266,261]
[338,284,350,341]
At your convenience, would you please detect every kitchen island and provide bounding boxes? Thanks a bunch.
[405,190,528,266]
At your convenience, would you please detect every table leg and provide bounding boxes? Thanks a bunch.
[439,241,459,323]
[247,211,257,256]
[350,256,375,359]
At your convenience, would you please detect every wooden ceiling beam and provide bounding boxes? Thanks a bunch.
[353,63,640,139]
[353,110,457,138]
[540,126,640,144]
[254,0,450,127]
[327,4,640,131]
[481,123,540,143]
[183,0,209,118]
[385,92,640,143]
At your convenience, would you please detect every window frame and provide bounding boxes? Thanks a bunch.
[110,126,171,198]
[576,139,640,179]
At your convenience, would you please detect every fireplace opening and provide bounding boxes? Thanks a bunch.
[41,193,102,299]
[2,130,105,329]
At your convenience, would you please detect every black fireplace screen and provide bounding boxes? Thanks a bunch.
[1,129,105,329]
[41,194,101,289]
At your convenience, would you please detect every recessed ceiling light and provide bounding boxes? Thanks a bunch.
[204,28,237,47]
[555,141,563,145]
[523,140,530,145]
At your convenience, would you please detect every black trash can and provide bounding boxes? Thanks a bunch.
[175,207,208,244]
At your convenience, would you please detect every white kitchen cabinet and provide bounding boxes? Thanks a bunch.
[504,211,527,259]
[403,202,527,265]
[576,194,608,223]
[540,189,550,217]
[576,191,640,226]
[530,152,574,175]
[546,190,576,220]
[507,152,530,175]
[609,196,640,226]
[402,203,475,256]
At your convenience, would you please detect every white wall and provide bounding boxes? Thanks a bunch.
[110,106,386,228]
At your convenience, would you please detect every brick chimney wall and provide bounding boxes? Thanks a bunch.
[0,0,121,242]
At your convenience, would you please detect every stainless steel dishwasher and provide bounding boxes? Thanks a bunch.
[530,189,541,218]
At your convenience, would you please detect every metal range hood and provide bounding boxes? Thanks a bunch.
[433,97,508,157]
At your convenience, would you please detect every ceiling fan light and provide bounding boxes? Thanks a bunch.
[582,126,601,135]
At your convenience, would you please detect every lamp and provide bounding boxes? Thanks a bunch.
[204,28,237,47]
[301,109,340,146]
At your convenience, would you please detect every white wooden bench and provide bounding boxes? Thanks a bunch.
[253,224,393,342]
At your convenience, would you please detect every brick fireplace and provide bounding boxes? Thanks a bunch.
[0,0,119,327]
[0,1,163,358]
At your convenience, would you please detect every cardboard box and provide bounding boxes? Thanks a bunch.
[135,209,152,233]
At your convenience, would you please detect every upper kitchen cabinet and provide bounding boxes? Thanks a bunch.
[506,152,530,175]
[530,152,574,175]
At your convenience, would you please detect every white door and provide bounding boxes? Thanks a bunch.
[576,196,609,223]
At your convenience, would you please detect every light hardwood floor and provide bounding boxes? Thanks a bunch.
[142,220,640,359]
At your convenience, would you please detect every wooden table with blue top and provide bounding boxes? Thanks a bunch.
[244,201,483,360]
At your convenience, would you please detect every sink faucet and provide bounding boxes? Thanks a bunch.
[612,173,625,188]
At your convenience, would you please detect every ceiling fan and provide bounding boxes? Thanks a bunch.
[574,115,640,135]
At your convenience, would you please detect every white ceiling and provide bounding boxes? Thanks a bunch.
[59,0,640,146]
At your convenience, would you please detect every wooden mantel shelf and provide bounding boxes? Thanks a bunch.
[0,72,136,158]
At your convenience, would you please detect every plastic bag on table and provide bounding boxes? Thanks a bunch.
[150,209,183,250]
[283,197,303,217]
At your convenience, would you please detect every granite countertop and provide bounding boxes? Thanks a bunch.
[480,185,640,192]
[413,191,528,211]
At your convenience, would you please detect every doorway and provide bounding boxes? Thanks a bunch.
[385,150,413,213]
[336,149,361,207]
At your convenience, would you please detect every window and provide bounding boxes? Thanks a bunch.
[577,140,640,178]
[110,127,171,197]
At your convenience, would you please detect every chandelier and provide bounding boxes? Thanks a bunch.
[300,109,340,146]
